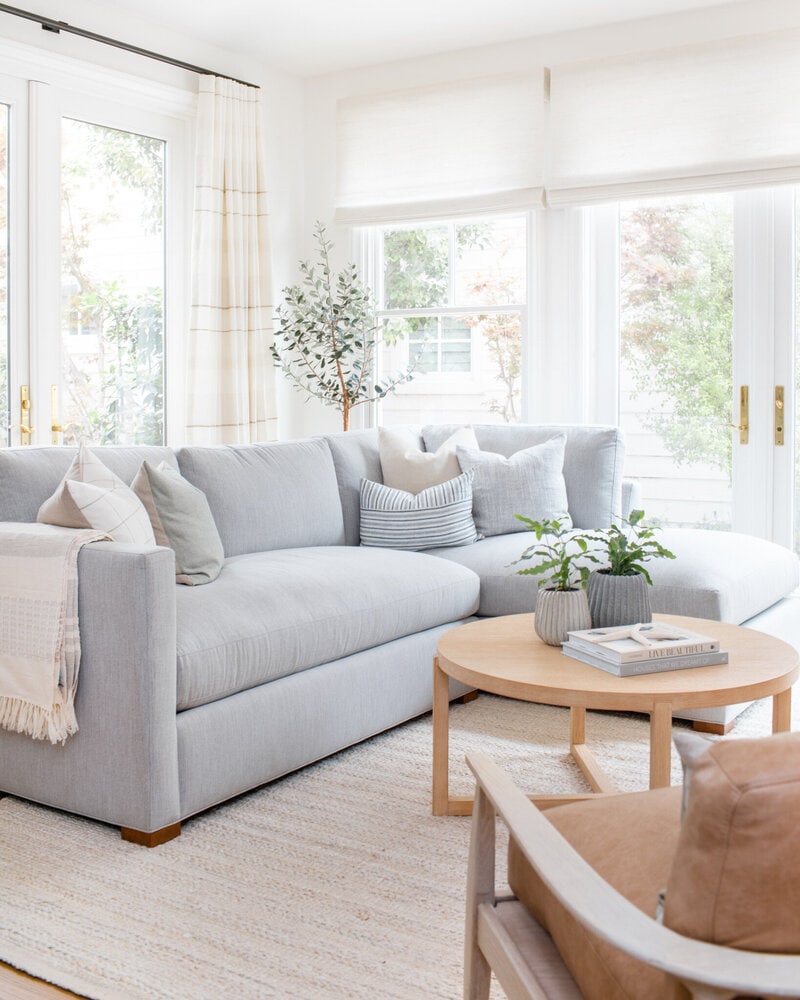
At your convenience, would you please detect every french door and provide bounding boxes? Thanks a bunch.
[612,187,797,550]
[0,68,190,450]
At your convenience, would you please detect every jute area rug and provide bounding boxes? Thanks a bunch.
[0,690,792,1000]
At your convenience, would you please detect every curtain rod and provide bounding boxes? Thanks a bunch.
[0,2,259,89]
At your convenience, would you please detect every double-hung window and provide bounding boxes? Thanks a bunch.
[365,213,529,426]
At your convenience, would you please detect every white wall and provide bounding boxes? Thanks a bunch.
[0,0,305,438]
[297,0,800,437]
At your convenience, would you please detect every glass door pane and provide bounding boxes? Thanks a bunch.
[0,104,8,445]
[795,195,800,554]
[619,193,734,528]
[60,118,165,444]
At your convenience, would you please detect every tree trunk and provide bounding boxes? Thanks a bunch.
[342,400,350,431]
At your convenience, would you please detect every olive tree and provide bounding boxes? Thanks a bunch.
[271,222,415,430]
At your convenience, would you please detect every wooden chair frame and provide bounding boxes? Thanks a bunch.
[464,751,800,1000]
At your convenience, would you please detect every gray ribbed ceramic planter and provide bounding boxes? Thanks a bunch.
[534,588,591,646]
[587,570,651,628]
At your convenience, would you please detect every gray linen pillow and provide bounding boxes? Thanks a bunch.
[132,460,225,585]
[456,435,571,537]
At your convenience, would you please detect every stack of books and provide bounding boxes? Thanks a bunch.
[562,622,728,676]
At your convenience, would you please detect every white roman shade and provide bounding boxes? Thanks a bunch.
[548,29,800,207]
[335,73,544,224]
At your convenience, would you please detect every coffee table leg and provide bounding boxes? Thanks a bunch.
[570,706,585,745]
[569,706,618,794]
[772,687,792,733]
[649,701,673,789]
[432,657,451,815]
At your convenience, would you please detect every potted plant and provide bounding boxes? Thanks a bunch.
[587,509,676,628]
[514,515,597,645]
[271,222,415,430]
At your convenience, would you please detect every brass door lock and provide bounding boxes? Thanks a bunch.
[775,386,785,446]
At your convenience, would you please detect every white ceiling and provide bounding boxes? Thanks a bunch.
[103,0,737,77]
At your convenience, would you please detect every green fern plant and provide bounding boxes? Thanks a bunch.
[602,509,676,582]
[513,516,600,591]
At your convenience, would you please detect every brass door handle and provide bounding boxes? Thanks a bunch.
[775,386,785,446]
[8,423,36,438]
[729,385,749,445]
[19,385,34,445]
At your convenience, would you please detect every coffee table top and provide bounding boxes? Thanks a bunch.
[436,613,799,713]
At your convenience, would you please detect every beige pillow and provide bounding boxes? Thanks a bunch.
[663,730,800,952]
[132,461,224,585]
[379,425,479,494]
[37,445,155,545]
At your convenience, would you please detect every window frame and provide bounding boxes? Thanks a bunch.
[357,210,533,425]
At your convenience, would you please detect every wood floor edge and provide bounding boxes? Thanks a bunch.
[0,959,86,999]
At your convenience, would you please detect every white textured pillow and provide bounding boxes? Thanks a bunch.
[38,445,155,545]
[456,436,571,537]
[379,425,479,494]
[359,472,479,550]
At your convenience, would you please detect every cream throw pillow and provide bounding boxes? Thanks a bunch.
[379,425,479,494]
[37,445,155,545]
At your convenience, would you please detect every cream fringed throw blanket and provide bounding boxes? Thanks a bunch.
[0,523,108,744]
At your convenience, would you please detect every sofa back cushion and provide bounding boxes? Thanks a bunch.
[423,423,625,528]
[323,429,383,546]
[0,445,178,523]
[177,438,345,557]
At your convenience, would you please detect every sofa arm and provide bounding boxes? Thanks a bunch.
[0,542,180,834]
[621,478,642,520]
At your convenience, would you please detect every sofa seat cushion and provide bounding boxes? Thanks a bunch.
[425,533,546,617]
[649,528,799,623]
[507,786,684,1000]
[175,546,480,710]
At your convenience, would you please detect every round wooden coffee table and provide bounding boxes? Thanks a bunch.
[432,613,799,815]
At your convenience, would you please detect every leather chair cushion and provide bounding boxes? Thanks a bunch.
[507,786,686,1000]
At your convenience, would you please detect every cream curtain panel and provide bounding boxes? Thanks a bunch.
[186,76,277,444]
[335,73,545,224]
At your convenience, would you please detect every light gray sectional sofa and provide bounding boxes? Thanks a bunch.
[0,423,797,844]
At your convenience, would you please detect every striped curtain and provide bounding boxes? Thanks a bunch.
[185,76,278,444]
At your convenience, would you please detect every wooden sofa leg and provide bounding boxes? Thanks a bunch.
[457,690,479,705]
[121,822,181,847]
[692,720,735,736]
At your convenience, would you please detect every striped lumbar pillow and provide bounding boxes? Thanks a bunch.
[359,472,479,550]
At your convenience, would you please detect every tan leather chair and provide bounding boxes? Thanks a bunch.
[464,738,800,1000]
